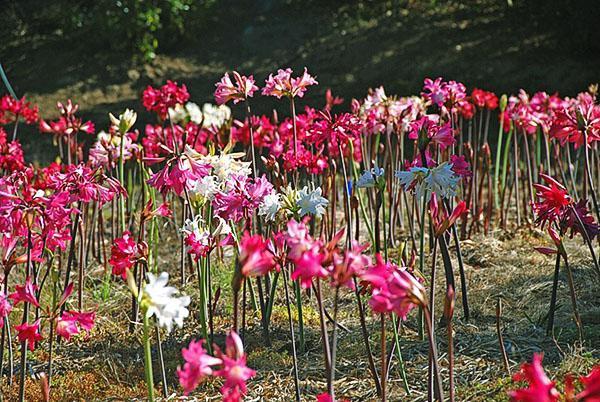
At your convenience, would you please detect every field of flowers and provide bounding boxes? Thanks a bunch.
[0,67,598,401]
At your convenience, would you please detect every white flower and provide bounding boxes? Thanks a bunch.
[186,102,203,124]
[189,175,219,202]
[395,166,429,199]
[201,103,231,129]
[143,272,190,333]
[424,162,460,200]
[204,152,251,181]
[297,186,329,217]
[357,163,385,188]
[109,108,137,133]
[258,191,282,221]
[168,104,188,124]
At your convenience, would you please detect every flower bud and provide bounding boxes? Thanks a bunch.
[499,94,508,112]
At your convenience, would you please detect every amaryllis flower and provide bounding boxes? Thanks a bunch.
[563,199,600,240]
[39,99,95,138]
[331,241,369,289]
[9,277,40,307]
[177,339,222,395]
[56,313,80,341]
[0,292,12,328]
[408,115,455,150]
[109,231,146,280]
[449,154,472,178]
[213,175,273,222]
[63,310,96,334]
[15,319,43,351]
[214,71,258,105]
[0,128,25,172]
[142,80,190,120]
[297,186,329,217]
[239,232,276,277]
[142,272,191,333]
[550,93,600,149]
[258,191,282,221]
[262,67,318,98]
[290,249,328,289]
[508,354,559,402]
[361,254,425,320]
[0,94,39,125]
[533,174,572,227]
[214,331,256,402]
[396,163,460,201]
[576,365,600,401]
[316,393,350,402]
[147,147,212,196]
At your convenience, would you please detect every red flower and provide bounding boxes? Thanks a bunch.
[533,174,572,227]
[15,319,43,351]
[508,354,559,402]
[239,232,276,277]
[142,80,190,119]
[109,232,146,279]
[577,366,600,401]
[9,277,40,307]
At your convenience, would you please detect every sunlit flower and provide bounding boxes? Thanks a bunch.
[143,272,191,333]
[508,354,559,402]
[262,67,318,99]
[258,191,281,221]
[214,71,258,105]
[297,186,329,217]
[177,339,222,395]
[214,331,256,402]
[15,319,43,351]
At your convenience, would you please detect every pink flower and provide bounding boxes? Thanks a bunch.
[262,68,318,99]
[147,152,212,196]
[177,339,222,395]
[361,255,425,319]
[290,249,328,289]
[508,354,559,402]
[64,310,96,333]
[213,175,273,222]
[214,71,258,105]
[0,292,12,328]
[449,154,471,178]
[9,277,40,307]
[142,80,190,120]
[15,319,43,351]
[109,231,146,279]
[56,314,79,341]
[239,232,276,277]
[214,331,256,402]
[577,365,600,401]
[316,393,350,402]
[331,241,369,289]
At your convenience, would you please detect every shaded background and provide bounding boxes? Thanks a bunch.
[2,0,600,161]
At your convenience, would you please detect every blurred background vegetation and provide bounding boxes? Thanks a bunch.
[1,0,600,160]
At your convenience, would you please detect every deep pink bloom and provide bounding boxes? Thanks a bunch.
[214,71,258,105]
[0,292,12,328]
[0,95,39,125]
[9,277,40,307]
[109,231,145,279]
[15,319,43,351]
[331,241,369,289]
[239,232,276,277]
[290,249,328,289]
[147,152,212,196]
[177,339,222,395]
[142,80,190,119]
[214,331,256,402]
[316,393,350,402]
[577,365,600,401]
[508,354,559,402]
[213,175,273,222]
[262,67,318,98]
[533,174,572,228]
[64,310,96,333]
[449,154,472,178]
[56,314,80,341]
[39,99,94,139]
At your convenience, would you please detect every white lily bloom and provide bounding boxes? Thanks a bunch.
[357,163,385,188]
[201,103,231,129]
[297,186,329,217]
[168,104,187,124]
[189,175,219,202]
[144,272,190,333]
[204,152,251,181]
[424,162,460,200]
[186,102,203,124]
[258,191,282,221]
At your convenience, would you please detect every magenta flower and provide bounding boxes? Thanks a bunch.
[214,331,256,402]
[0,292,12,328]
[577,365,600,401]
[15,319,43,351]
[239,232,276,277]
[142,80,190,120]
[9,277,40,308]
[147,149,212,196]
[213,175,273,222]
[262,67,318,99]
[56,314,79,341]
[508,354,559,402]
[177,339,222,395]
[64,310,96,334]
[214,71,258,105]
[109,231,146,280]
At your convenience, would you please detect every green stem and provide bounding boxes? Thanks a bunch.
[294,280,305,353]
[142,312,155,402]
[493,117,505,210]
[391,315,410,395]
